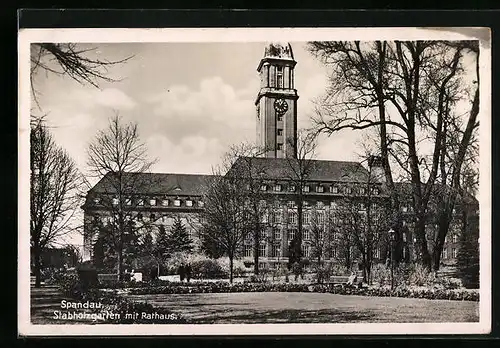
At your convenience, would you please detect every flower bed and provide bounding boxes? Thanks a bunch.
[310,284,479,302]
[122,279,479,302]
[128,281,310,295]
[58,274,187,324]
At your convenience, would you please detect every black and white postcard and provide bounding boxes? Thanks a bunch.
[18,27,491,336]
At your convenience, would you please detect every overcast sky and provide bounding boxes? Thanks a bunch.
[33,42,365,184]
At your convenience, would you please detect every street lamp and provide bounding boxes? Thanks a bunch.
[388,228,396,291]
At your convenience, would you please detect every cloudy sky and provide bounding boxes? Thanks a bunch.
[33,42,365,183]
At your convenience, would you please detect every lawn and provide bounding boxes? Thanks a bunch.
[125,291,479,324]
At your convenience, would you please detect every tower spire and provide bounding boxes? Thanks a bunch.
[255,42,299,159]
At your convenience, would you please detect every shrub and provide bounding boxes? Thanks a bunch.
[191,259,227,279]
[76,262,99,289]
[371,263,391,286]
[408,263,433,286]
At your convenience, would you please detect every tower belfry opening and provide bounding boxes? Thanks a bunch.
[255,42,299,159]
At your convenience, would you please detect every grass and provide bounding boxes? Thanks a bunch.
[125,292,479,324]
[30,283,479,325]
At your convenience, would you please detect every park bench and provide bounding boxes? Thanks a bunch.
[325,271,364,289]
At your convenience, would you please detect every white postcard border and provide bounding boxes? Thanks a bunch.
[18,27,492,336]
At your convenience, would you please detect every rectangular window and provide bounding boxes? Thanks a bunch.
[274,228,281,240]
[330,186,339,194]
[112,197,119,205]
[161,199,169,206]
[452,248,458,258]
[345,187,352,194]
[275,211,282,224]
[287,200,295,208]
[442,248,448,259]
[303,212,310,225]
[359,187,366,195]
[372,187,380,195]
[302,245,310,258]
[149,198,156,206]
[317,201,324,209]
[303,229,310,241]
[198,201,204,207]
[125,198,132,206]
[289,185,296,192]
[271,245,281,258]
[359,203,366,211]
[137,199,144,206]
[303,185,310,193]
[244,245,252,257]
[318,212,325,224]
[274,184,282,192]
[316,185,324,193]
[276,66,284,88]
[260,184,267,191]
[288,229,297,241]
[452,234,458,243]
[402,232,407,242]
[277,143,283,150]
[186,200,193,207]
[277,129,283,136]
[330,201,337,209]
[277,114,283,121]
[150,213,156,221]
[289,212,297,224]
[174,199,181,207]
[259,244,267,257]
[331,248,337,259]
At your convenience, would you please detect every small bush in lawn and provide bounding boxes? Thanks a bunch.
[371,263,391,286]
[408,263,432,286]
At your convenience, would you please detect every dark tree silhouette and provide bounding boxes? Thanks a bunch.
[30,121,82,287]
[168,218,193,253]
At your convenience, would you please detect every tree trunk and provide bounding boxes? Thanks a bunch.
[253,223,259,275]
[229,256,234,284]
[432,212,451,272]
[117,247,123,281]
[33,245,42,288]
[414,217,432,270]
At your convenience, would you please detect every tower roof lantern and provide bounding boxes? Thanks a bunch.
[263,42,295,60]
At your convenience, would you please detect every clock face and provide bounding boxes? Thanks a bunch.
[274,98,288,115]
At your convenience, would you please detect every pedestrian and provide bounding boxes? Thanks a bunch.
[178,263,185,282]
[186,263,192,283]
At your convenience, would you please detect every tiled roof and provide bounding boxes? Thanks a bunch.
[230,157,371,183]
[89,172,216,196]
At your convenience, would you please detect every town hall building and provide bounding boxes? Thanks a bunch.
[82,42,472,271]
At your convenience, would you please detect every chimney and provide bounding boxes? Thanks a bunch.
[368,155,385,183]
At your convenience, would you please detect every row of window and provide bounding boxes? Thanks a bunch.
[259,183,381,195]
[94,197,204,208]
[243,244,311,258]
[441,247,459,259]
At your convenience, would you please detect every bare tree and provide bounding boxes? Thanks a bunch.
[198,151,253,283]
[30,43,133,110]
[308,40,479,270]
[307,208,333,283]
[283,130,318,276]
[30,121,82,287]
[85,113,157,280]
[226,143,270,275]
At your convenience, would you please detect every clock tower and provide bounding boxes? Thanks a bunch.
[255,42,299,159]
